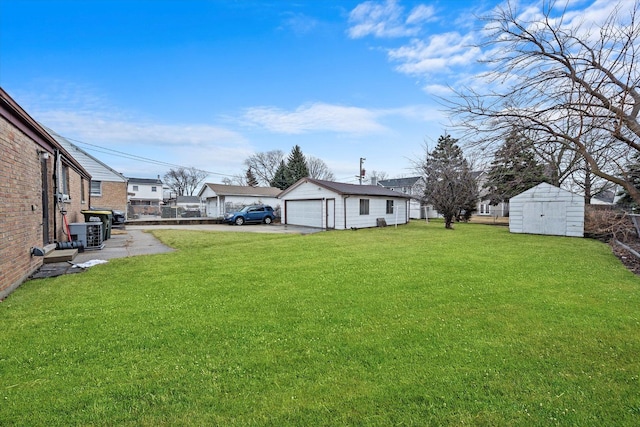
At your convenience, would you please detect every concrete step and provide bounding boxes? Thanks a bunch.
[44,249,78,264]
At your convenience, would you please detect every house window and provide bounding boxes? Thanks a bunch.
[132,185,139,191]
[151,186,157,192]
[386,200,394,214]
[91,180,102,196]
[359,199,370,215]
[61,165,70,195]
[480,203,490,215]
[81,178,86,203]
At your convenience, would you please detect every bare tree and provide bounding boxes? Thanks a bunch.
[450,0,640,204]
[164,167,208,196]
[243,150,284,186]
[306,156,335,181]
[370,170,389,181]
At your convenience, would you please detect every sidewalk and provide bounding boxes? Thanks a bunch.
[30,223,321,279]
[30,228,174,279]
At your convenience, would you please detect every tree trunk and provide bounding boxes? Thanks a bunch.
[444,214,454,229]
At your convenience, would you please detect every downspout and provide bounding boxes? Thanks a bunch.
[343,195,350,229]
[52,149,60,240]
[406,199,410,223]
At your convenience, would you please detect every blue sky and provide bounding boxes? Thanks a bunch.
[0,0,615,183]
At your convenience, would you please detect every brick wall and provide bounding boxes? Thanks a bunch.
[90,180,128,214]
[0,115,47,299]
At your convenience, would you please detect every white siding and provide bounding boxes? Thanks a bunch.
[280,184,341,228]
[280,181,409,230]
[509,183,584,237]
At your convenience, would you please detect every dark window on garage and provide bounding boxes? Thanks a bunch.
[359,199,369,215]
[386,200,394,214]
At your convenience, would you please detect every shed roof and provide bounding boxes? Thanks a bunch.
[176,195,200,203]
[510,182,581,201]
[281,178,413,199]
[201,183,281,197]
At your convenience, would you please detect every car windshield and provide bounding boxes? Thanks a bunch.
[240,206,252,213]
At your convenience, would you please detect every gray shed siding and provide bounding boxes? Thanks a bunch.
[509,183,584,237]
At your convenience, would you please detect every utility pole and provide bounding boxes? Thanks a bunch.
[358,157,366,185]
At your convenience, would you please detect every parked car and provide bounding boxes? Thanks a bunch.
[91,207,126,225]
[224,205,275,225]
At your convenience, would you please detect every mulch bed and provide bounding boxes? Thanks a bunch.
[610,238,640,276]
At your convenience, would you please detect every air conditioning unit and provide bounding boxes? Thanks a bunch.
[68,222,104,250]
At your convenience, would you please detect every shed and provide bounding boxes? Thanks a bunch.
[279,178,412,230]
[509,183,584,237]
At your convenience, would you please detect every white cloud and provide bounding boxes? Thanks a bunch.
[242,102,389,135]
[279,12,319,35]
[422,84,454,97]
[406,4,436,25]
[388,32,481,76]
[348,0,423,39]
[36,109,245,147]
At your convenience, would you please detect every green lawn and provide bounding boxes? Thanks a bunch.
[2,221,639,426]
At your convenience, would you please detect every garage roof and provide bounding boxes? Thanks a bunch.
[202,183,282,197]
[281,178,413,199]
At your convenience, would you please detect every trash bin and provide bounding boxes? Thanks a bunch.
[81,210,112,241]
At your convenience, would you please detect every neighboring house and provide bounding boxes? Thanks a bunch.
[1,87,91,299]
[279,178,412,230]
[591,187,618,206]
[474,171,510,218]
[198,183,281,218]
[509,183,584,237]
[376,176,434,219]
[127,176,164,217]
[44,126,128,218]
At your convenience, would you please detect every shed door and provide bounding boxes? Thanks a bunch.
[285,200,323,228]
[522,201,566,236]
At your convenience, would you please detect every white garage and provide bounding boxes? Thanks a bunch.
[509,183,584,237]
[279,178,411,230]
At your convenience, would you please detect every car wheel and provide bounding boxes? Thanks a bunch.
[235,217,245,226]
[264,216,272,225]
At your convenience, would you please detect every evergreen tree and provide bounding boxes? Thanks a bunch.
[285,145,309,185]
[245,167,259,187]
[484,129,548,204]
[267,145,311,190]
[421,134,478,229]
[617,152,640,209]
[270,160,289,190]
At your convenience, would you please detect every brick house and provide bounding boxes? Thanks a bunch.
[44,127,128,218]
[1,87,91,299]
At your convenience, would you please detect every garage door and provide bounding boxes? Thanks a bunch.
[285,200,323,228]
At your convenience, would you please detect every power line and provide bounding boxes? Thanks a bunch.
[49,130,237,178]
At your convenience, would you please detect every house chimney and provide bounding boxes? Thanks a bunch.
[371,176,378,186]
